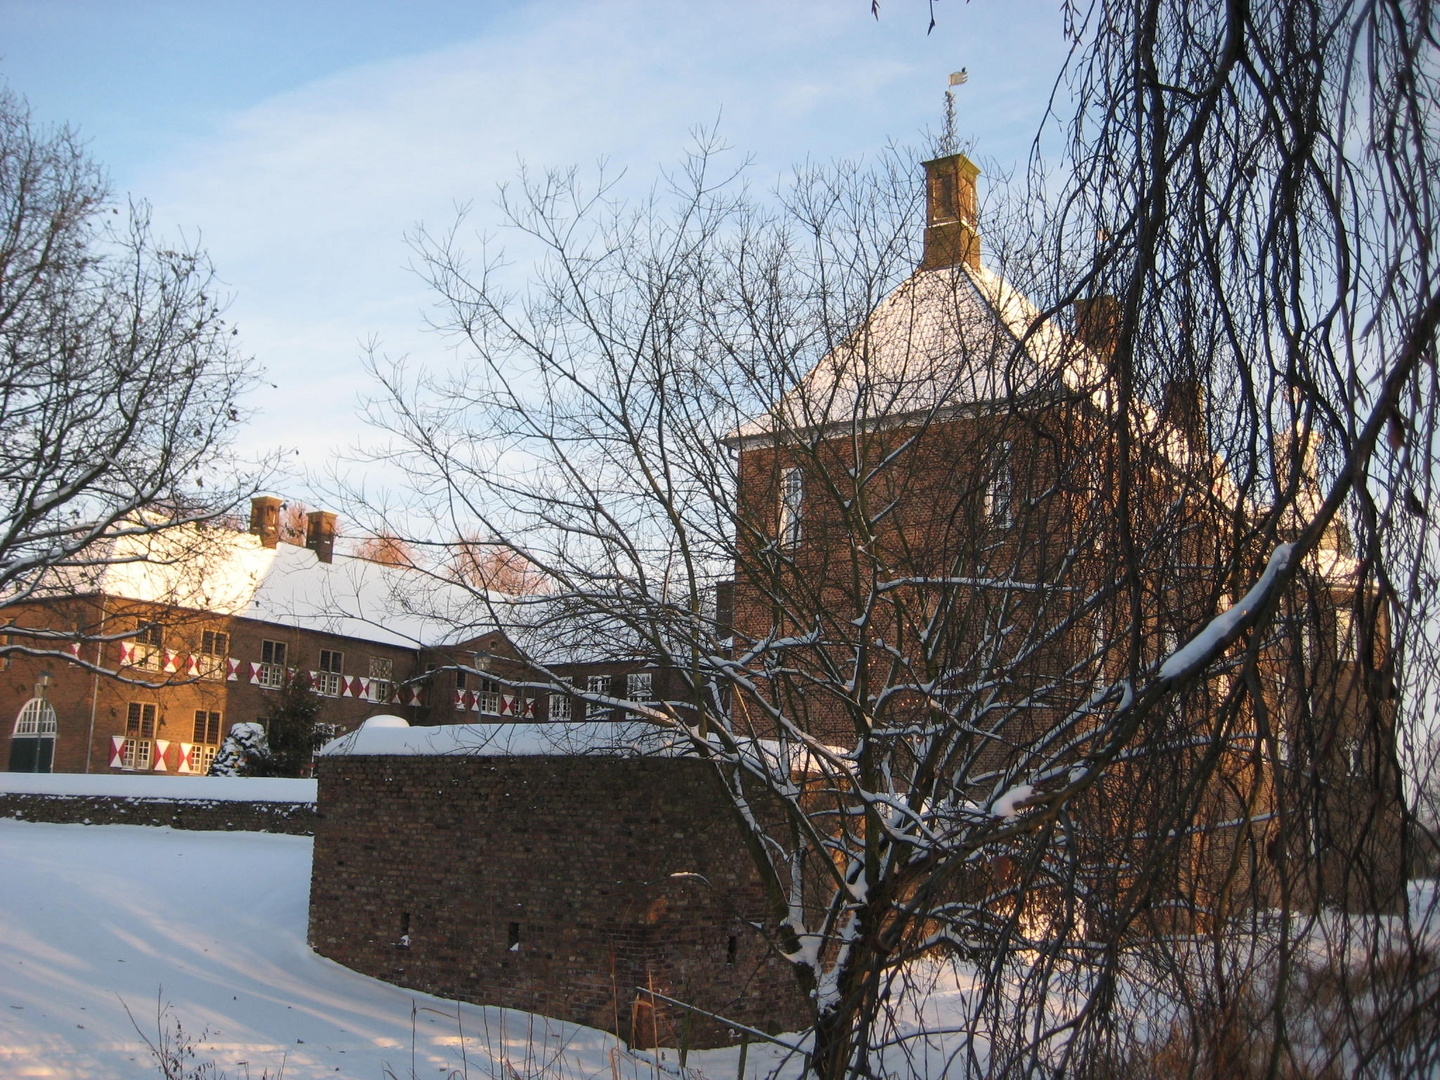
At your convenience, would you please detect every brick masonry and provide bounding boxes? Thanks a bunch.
[308,753,810,1048]
[0,792,315,833]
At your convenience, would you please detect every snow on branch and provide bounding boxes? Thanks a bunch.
[1157,543,1294,681]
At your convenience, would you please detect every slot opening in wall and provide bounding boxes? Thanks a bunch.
[398,912,411,948]
[508,921,521,951]
[726,934,737,965]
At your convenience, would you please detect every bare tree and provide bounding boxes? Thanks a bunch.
[277,500,312,546]
[353,531,416,567]
[0,86,262,667]
[354,0,1440,1070]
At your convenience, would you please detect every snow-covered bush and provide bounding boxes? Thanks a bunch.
[207,722,272,777]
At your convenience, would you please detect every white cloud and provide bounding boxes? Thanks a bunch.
[127,0,1068,498]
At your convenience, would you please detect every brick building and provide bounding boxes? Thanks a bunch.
[722,150,1402,912]
[0,496,666,776]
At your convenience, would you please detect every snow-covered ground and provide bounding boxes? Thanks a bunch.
[0,819,808,1080]
[11,816,1426,1079]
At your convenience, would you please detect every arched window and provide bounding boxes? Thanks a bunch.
[8,697,58,773]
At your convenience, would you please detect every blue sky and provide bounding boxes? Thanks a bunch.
[2,1,1074,495]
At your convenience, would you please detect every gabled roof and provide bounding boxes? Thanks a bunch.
[727,262,1104,447]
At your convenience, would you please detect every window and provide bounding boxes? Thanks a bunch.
[779,467,803,550]
[548,692,572,721]
[258,639,288,689]
[123,702,157,770]
[626,672,653,702]
[985,441,1013,526]
[198,629,229,679]
[455,668,468,690]
[133,621,164,670]
[315,649,344,697]
[477,677,500,716]
[369,656,394,702]
[8,697,58,772]
[1335,608,1356,663]
[586,674,611,720]
[193,710,222,746]
[191,709,222,772]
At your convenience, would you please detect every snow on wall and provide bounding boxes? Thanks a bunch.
[316,718,692,759]
[0,771,315,803]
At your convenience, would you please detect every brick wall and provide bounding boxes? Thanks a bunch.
[308,753,809,1048]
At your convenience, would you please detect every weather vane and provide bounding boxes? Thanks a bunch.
[942,68,967,154]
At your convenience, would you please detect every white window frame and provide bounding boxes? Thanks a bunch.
[198,629,229,680]
[258,640,288,689]
[626,672,653,702]
[123,701,157,771]
[548,692,572,721]
[585,675,611,720]
[369,656,394,700]
[779,467,804,550]
[476,677,500,716]
[122,737,152,771]
[1335,607,1356,663]
[12,697,58,738]
[314,649,344,697]
[985,441,1013,526]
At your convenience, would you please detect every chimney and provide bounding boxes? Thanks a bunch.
[920,153,981,272]
[1274,426,1321,486]
[1161,379,1205,449]
[1074,295,1121,358]
[249,496,281,549]
[306,510,337,564]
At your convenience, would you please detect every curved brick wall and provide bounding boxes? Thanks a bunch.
[308,753,809,1048]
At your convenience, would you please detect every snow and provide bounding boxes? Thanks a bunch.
[317,719,692,759]
[992,783,1034,820]
[728,264,1092,446]
[0,771,315,803]
[1158,543,1295,681]
[8,817,1427,1079]
[0,819,813,1080]
[47,523,508,649]
[359,713,410,729]
[207,721,272,777]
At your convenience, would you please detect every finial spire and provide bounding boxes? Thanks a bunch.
[941,69,967,155]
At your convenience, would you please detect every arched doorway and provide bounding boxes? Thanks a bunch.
[8,697,58,772]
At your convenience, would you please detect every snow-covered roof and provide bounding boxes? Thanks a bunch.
[728,262,1104,446]
[53,523,506,650]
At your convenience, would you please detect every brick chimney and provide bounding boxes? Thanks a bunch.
[1161,379,1205,449]
[306,510,337,564]
[249,496,281,549]
[920,153,981,272]
[1074,295,1121,358]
